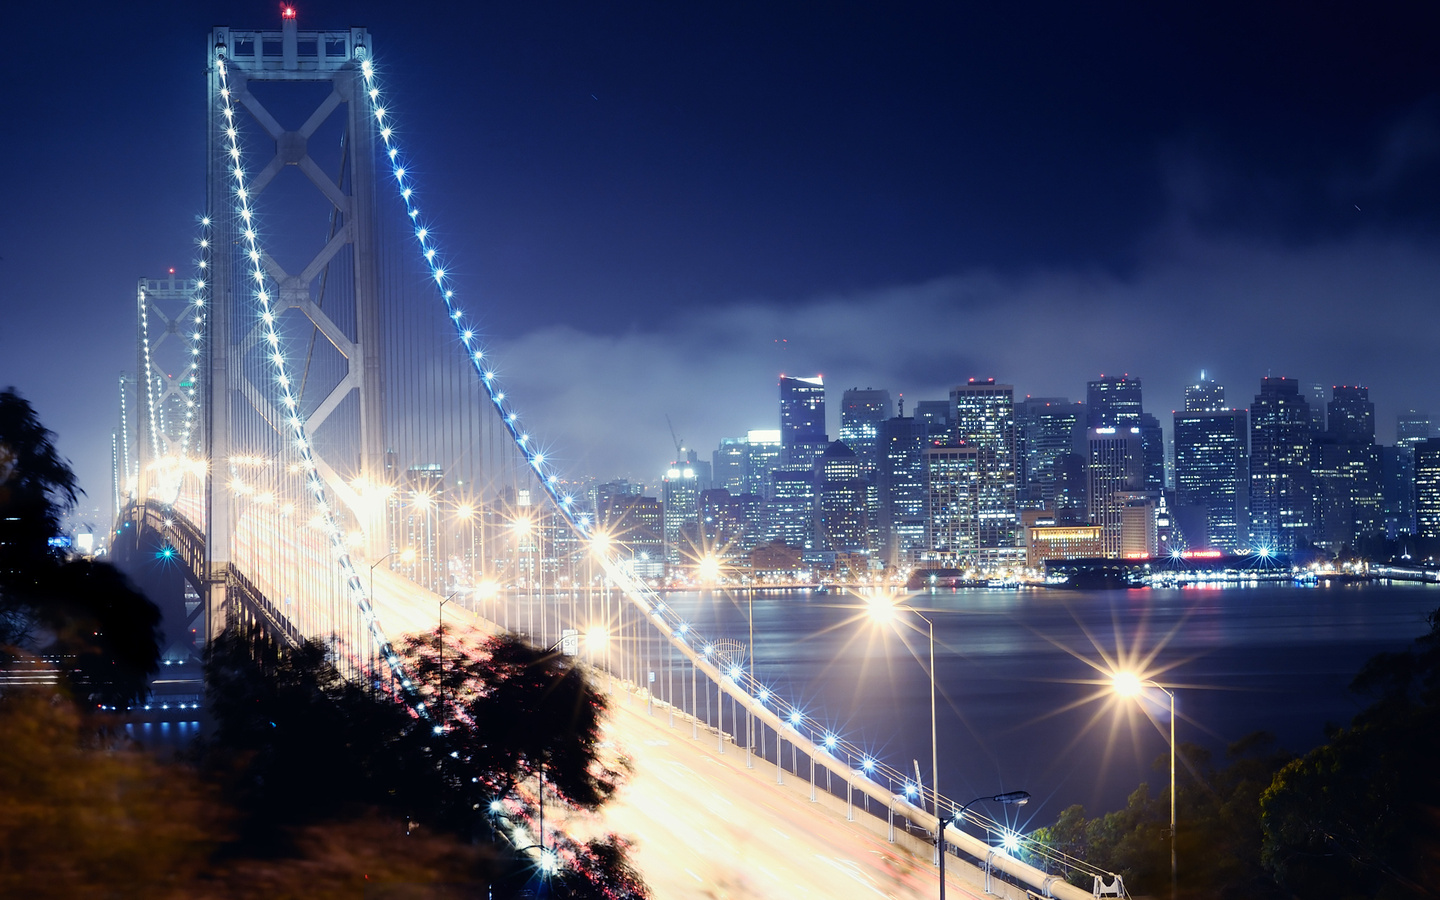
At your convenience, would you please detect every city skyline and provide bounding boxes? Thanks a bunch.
[4,2,1440,511]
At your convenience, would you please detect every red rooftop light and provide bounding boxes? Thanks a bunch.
[281,6,297,19]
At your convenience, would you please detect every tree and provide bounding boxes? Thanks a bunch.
[202,626,649,898]
[0,388,161,706]
[1261,608,1440,898]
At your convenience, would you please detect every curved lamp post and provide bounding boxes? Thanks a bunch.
[940,790,1031,898]
[1112,672,1176,900]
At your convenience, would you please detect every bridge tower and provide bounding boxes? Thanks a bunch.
[206,16,384,641]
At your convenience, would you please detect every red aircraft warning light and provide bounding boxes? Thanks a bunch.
[281,6,297,19]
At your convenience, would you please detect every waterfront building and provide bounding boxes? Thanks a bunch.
[1024,518,1103,567]
[598,493,664,562]
[924,445,980,564]
[876,415,929,566]
[1382,445,1418,539]
[1086,427,1146,557]
[951,379,1020,562]
[1312,386,1382,551]
[1415,439,1440,539]
[1173,406,1248,551]
[1248,377,1314,553]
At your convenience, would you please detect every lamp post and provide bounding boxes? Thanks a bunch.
[865,597,939,878]
[941,791,1031,897]
[437,590,461,730]
[1113,672,1177,900]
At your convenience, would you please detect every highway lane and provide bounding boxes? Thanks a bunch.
[367,572,1026,899]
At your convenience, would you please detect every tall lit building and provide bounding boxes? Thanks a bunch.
[924,445,980,563]
[913,400,954,443]
[1087,374,1162,490]
[950,379,1019,564]
[1184,372,1224,412]
[1086,427,1145,557]
[813,440,869,552]
[1312,386,1382,550]
[1173,406,1248,551]
[1015,397,1083,511]
[770,470,815,550]
[876,415,929,566]
[662,457,701,565]
[713,430,783,498]
[713,437,746,495]
[1086,375,1143,428]
[1249,377,1314,553]
[839,388,893,475]
[780,375,827,467]
[1415,440,1440,539]
[1398,411,1432,449]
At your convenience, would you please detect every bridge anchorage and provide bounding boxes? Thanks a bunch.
[108,12,1121,898]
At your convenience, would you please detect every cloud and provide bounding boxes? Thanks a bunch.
[485,227,1440,488]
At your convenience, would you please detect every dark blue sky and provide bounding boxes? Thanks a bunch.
[3,1,1440,507]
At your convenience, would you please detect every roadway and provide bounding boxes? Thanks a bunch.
[367,569,1032,900]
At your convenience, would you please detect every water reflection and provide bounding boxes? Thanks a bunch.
[658,583,1437,818]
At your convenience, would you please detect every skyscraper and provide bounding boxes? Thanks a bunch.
[779,375,827,468]
[876,415,929,566]
[924,445,980,563]
[1312,385,1381,550]
[1173,406,1248,551]
[1087,375,1143,428]
[1249,377,1314,553]
[1415,440,1440,539]
[951,379,1020,564]
[662,457,701,564]
[1184,372,1224,412]
[1087,374,1162,490]
[1015,397,1083,511]
[814,440,869,552]
[770,470,816,550]
[839,387,893,475]
[1086,427,1145,557]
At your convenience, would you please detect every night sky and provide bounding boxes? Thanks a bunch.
[4,1,1440,516]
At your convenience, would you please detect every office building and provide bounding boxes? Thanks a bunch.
[839,388,893,475]
[951,379,1020,561]
[1415,440,1440,539]
[1249,377,1314,553]
[770,470,816,550]
[662,457,701,564]
[1173,406,1248,551]
[876,415,930,565]
[1087,427,1146,557]
[814,440,869,552]
[924,445,980,564]
[1184,372,1224,412]
[1016,397,1083,510]
[780,375,826,466]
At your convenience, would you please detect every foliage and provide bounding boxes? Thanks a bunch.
[203,626,647,898]
[1260,608,1440,898]
[1031,734,1293,899]
[0,388,161,706]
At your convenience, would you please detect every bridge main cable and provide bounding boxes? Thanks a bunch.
[210,41,431,719]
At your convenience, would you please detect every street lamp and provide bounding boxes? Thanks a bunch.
[1112,672,1177,900]
[865,596,940,881]
[940,791,1031,896]
[437,589,462,731]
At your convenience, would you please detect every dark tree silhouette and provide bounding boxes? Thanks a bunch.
[0,388,161,706]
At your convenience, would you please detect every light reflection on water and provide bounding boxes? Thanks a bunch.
[659,583,1438,821]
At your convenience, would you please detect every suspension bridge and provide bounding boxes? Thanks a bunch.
[109,15,1119,899]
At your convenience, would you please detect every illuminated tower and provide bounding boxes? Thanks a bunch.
[839,388,893,475]
[207,16,385,637]
[1248,377,1314,553]
[779,375,827,468]
[950,379,1020,566]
